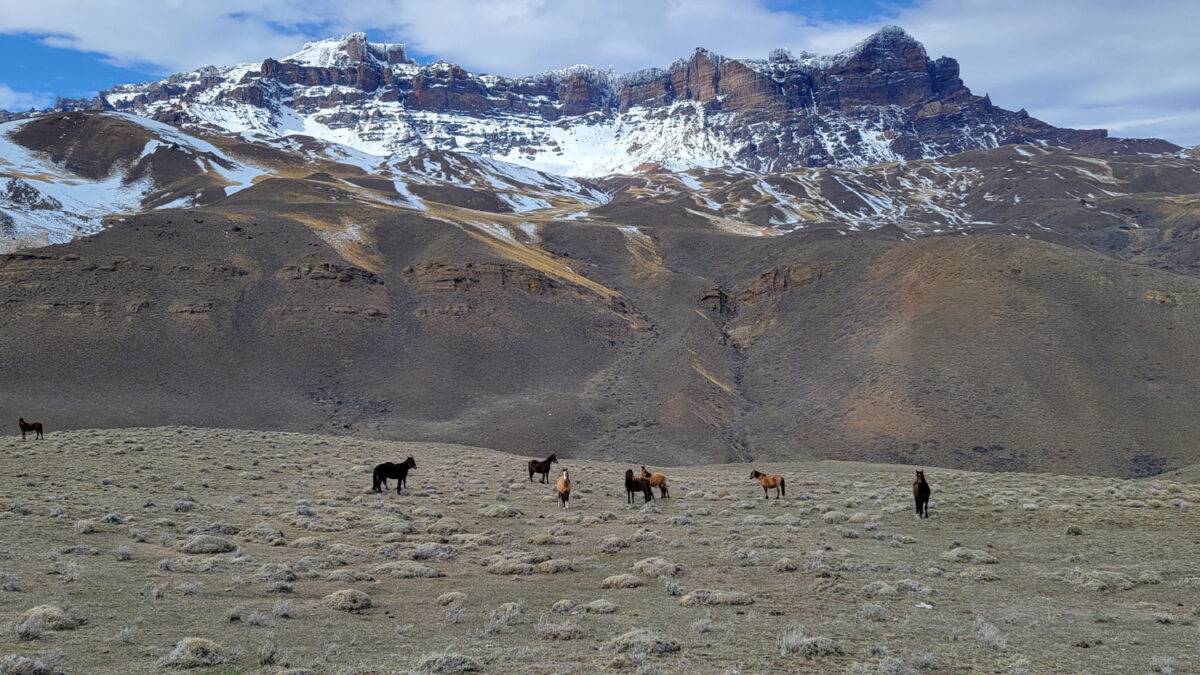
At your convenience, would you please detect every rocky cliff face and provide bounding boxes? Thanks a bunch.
[13,27,1127,176]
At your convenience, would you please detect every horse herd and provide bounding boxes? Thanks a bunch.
[15,418,935,516]
[371,450,936,517]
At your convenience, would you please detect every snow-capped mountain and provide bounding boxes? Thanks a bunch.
[16,27,1157,177]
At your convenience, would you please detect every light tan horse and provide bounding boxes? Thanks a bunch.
[749,470,785,499]
[640,466,669,498]
[556,468,572,509]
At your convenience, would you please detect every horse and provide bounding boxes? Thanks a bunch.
[749,470,785,499]
[372,457,416,494]
[528,453,558,484]
[18,418,43,440]
[625,468,654,504]
[913,470,931,518]
[640,466,669,498]
[556,468,572,509]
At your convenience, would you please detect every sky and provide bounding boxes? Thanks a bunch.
[0,0,1197,146]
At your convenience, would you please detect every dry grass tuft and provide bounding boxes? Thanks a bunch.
[604,628,680,654]
[773,558,798,572]
[537,558,575,574]
[634,557,683,578]
[157,637,229,668]
[535,615,582,640]
[861,582,898,597]
[602,573,644,589]
[323,589,372,612]
[478,503,523,518]
[940,548,998,564]
[417,650,480,673]
[679,589,754,606]
[372,561,445,578]
[0,650,65,675]
[15,606,82,634]
[584,599,618,614]
[973,617,1008,651]
[438,592,468,607]
[779,625,845,659]
[1051,568,1137,592]
[426,518,464,535]
[178,535,234,554]
[599,535,629,553]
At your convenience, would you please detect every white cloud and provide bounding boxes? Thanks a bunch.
[0,1,313,71]
[0,0,1196,144]
[0,84,53,111]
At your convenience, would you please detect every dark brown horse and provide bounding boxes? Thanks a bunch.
[528,453,558,484]
[640,466,669,498]
[18,418,43,440]
[372,457,416,494]
[749,470,785,499]
[625,468,654,504]
[913,470,931,518]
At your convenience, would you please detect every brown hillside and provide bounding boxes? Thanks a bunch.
[4,174,1200,477]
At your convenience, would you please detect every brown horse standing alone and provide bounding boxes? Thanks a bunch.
[749,470,785,499]
[913,470,931,518]
[640,466,669,498]
[556,468,572,509]
[18,418,43,440]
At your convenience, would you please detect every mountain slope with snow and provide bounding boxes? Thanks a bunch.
[11,28,1171,178]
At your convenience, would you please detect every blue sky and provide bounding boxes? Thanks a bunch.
[0,0,1197,145]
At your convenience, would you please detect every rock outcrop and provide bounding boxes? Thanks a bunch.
[4,27,1150,175]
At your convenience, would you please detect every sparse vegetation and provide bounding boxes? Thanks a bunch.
[0,427,1196,672]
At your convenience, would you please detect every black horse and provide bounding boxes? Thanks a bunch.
[372,457,417,494]
[18,418,43,440]
[625,468,654,504]
[528,453,558,483]
[913,470,931,518]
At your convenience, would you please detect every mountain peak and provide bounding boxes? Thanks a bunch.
[833,24,928,71]
[283,33,414,68]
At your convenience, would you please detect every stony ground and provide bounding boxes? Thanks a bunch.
[0,427,1198,674]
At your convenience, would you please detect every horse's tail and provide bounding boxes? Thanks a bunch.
[371,468,381,493]
[780,477,786,497]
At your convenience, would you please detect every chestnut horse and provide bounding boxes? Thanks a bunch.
[749,470,785,499]
[556,468,572,509]
[18,418,43,440]
[625,469,654,504]
[640,466,669,498]
[913,470,931,518]
[372,457,416,494]
[528,453,558,484]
